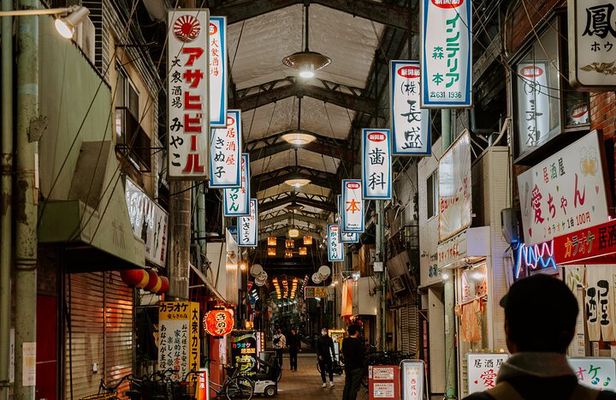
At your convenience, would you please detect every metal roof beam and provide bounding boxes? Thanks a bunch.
[259,212,327,227]
[258,194,336,213]
[252,166,338,191]
[245,130,352,162]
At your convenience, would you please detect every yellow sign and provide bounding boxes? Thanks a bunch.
[158,301,200,381]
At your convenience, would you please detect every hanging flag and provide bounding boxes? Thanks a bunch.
[224,153,250,216]
[238,199,258,247]
[342,179,364,233]
[362,129,392,200]
[390,61,431,155]
[327,224,344,262]
[420,0,472,108]
[167,9,210,178]
[210,110,241,188]
[209,16,227,127]
[337,195,360,243]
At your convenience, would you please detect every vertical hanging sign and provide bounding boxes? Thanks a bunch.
[238,199,258,247]
[224,153,251,216]
[390,61,431,155]
[168,9,210,178]
[421,0,472,107]
[516,63,550,152]
[337,195,359,243]
[209,16,227,127]
[210,110,241,188]
[328,224,344,262]
[342,179,365,233]
[362,129,392,200]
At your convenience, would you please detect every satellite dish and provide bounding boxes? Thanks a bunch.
[318,265,331,277]
[250,264,263,277]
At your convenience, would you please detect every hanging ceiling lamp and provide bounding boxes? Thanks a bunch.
[282,2,331,79]
[267,236,277,247]
[285,239,295,249]
[282,97,316,146]
[284,149,311,188]
[303,235,313,245]
[299,247,308,256]
[267,247,277,257]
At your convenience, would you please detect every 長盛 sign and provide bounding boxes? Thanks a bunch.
[224,153,251,216]
[238,198,258,247]
[327,224,344,262]
[362,129,392,200]
[209,16,227,127]
[342,179,364,233]
[210,110,241,188]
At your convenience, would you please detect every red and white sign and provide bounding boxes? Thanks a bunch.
[209,17,227,127]
[517,62,550,155]
[210,110,241,188]
[467,353,509,394]
[362,129,392,199]
[168,9,210,179]
[553,219,616,265]
[342,179,364,232]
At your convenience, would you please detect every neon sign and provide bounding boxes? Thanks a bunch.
[513,240,557,279]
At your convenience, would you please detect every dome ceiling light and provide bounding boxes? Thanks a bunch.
[284,149,311,188]
[281,97,316,146]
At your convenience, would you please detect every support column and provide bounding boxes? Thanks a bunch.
[169,181,192,299]
[375,201,386,351]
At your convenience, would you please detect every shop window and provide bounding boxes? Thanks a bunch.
[427,170,438,220]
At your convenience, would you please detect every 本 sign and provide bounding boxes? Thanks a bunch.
[570,358,616,391]
[158,301,200,380]
[362,129,392,200]
[517,63,551,155]
[224,153,251,216]
[238,199,258,247]
[390,61,431,155]
[168,10,210,179]
[517,131,609,244]
[421,0,472,107]
[467,353,509,394]
[209,16,227,127]
[210,110,241,188]
[342,179,365,233]
[328,224,344,262]
[568,0,616,88]
[401,360,425,400]
[337,195,360,243]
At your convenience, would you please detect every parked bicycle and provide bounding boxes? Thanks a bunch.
[209,365,255,400]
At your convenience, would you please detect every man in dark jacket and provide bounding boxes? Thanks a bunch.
[464,274,616,400]
[287,327,301,371]
[316,327,336,388]
[342,324,365,400]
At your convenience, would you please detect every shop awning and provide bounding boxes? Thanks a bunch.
[190,263,227,303]
[553,219,616,265]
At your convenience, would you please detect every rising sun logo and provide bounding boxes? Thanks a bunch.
[173,15,201,42]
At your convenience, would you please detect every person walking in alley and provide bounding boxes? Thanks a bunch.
[273,327,286,369]
[342,324,365,400]
[317,327,336,388]
[464,274,616,400]
[288,327,301,371]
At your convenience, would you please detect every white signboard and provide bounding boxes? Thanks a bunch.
[585,266,616,342]
[342,179,365,233]
[125,178,169,267]
[570,357,616,391]
[209,16,227,127]
[238,199,258,247]
[568,0,616,88]
[224,153,251,216]
[421,0,472,107]
[518,131,609,244]
[467,353,509,394]
[438,131,472,241]
[337,195,360,243]
[210,110,241,188]
[517,63,551,154]
[362,129,392,200]
[167,10,210,178]
[401,360,425,400]
[390,61,431,155]
[328,224,344,262]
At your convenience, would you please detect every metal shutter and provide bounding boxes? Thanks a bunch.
[399,304,419,356]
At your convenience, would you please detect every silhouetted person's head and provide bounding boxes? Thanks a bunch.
[502,274,578,354]
[347,324,360,338]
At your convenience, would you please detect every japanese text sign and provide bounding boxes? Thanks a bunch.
[467,353,509,394]
[209,16,227,127]
[517,131,609,244]
[328,224,344,262]
[224,153,251,216]
[304,286,330,299]
[390,61,431,155]
[238,198,258,247]
[553,219,616,265]
[362,129,392,199]
[210,110,241,188]
[203,308,234,337]
[342,179,365,233]
[158,301,200,380]
[231,331,259,377]
[168,10,210,179]
[438,131,472,241]
[584,266,616,342]
[517,63,551,155]
[570,358,616,391]
[401,360,426,400]
[337,195,359,243]
[421,0,472,107]
[568,0,616,88]
[437,230,467,268]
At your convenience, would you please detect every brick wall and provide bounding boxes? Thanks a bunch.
[590,92,616,139]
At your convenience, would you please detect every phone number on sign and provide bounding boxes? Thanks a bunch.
[430,91,462,99]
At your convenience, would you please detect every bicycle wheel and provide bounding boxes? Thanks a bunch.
[225,376,254,400]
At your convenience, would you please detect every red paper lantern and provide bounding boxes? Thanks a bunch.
[203,309,234,337]
[144,270,161,292]
[121,269,149,288]
[157,276,169,294]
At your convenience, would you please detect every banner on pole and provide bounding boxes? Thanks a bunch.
[328,224,344,262]
[209,16,227,127]
[210,110,241,188]
[342,179,365,233]
[362,129,392,200]
[238,199,258,247]
[224,154,251,216]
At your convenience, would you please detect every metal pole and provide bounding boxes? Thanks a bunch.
[169,180,191,299]
[375,201,386,351]
[15,0,39,398]
[0,0,13,397]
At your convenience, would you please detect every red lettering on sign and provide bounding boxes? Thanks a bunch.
[520,65,544,78]
[209,22,218,35]
[397,65,420,79]
[431,0,463,9]
[347,182,360,190]
[368,132,386,142]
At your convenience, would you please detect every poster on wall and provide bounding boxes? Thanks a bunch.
[517,63,550,154]
[569,357,616,391]
[328,224,344,262]
[438,131,472,241]
[158,301,200,380]
[467,353,509,394]
[585,266,616,342]
[342,179,365,233]
[209,16,227,127]
[390,61,431,155]
[238,199,258,247]
[420,0,472,107]
[517,131,609,244]
[210,110,241,188]
[167,9,209,179]
[362,129,392,199]
[224,153,251,216]
[231,331,259,377]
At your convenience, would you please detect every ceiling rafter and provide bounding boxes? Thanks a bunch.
[252,166,338,192]
[247,132,353,162]
[259,212,327,227]
[260,208,322,220]
[259,221,323,234]
[258,193,336,213]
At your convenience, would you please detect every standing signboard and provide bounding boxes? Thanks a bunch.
[420,0,472,107]
[390,61,431,155]
[362,129,392,200]
[401,360,426,400]
[517,131,609,244]
[231,331,259,377]
[167,9,210,178]
[238,199,258,247]
[327,224,344,262]
[158,301,200,380]
[224,153,251,216]
[516,63,551,154]
[368,365,400,400]
[569,358,616,391]
[467,353,509,394]
[342,179,365,233]
[210,110,241,188]
[209,16,227,127]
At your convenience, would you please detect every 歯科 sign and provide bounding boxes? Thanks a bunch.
[224,153,251,216]
[342,179,364,233]
[167,10,209,179]
[238,199,258,247]
[304,286,330,299]
[438,131,472,241]
[569,357,616,391]
[210,110,241,188]
[390,61,431,155]
[327,224,344,262]
[517,130,609,244]
[362,129,392,200]
[209,16,227,127]
[568,0,616,88]
[158,301,200,380]
[421,0,472,107]
[517,63,551,154]
[467,353,509,394]
[401,360,426,400]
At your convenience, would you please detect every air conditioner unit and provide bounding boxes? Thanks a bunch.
[74,16,96,64]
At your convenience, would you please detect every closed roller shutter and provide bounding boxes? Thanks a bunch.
[399,304,419,356]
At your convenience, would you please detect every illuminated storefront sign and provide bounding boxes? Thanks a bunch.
[203,308,234,337]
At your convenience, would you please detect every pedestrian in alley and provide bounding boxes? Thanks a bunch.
[342,324,365,400]
[316,327,336,388]
[288,327,301,371]
[273,327,286,369]
[464,274,616,400]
